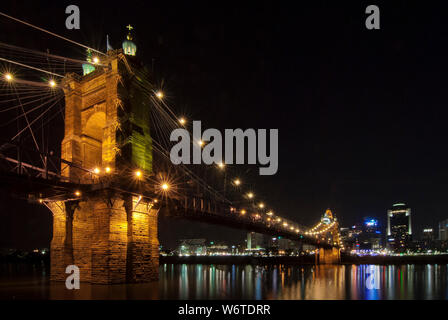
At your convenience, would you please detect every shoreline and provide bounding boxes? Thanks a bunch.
[160,254,448,265]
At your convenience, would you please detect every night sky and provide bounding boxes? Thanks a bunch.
[1,0,448,250]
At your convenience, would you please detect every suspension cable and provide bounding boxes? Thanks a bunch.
[0,57,64,78]
[0,11,106,56]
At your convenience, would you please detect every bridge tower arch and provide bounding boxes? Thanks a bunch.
[48,37,159,283]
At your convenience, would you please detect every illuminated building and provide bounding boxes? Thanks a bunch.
[206,242,234,255]
[178,239,207,256]
[387,203,412,252]
[420,227,435,251]
[439,219,448,241]
[359,217,382,250]
[340,224,362,251]
[423,228,434,241]
[247,232,266,250]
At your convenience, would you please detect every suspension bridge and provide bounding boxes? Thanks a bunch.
[0,12,341,283]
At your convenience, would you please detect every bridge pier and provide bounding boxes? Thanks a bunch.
[317,247,341,264]
[47,193,159,284]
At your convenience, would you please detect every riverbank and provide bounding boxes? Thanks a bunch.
[160,253,448,265]
[160,255,316,265]
[341,253,448,265]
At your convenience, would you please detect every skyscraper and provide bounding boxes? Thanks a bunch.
[439,219,448,241]
[247,232,265,250]
[387,203,412,252]
[359,218,382,250]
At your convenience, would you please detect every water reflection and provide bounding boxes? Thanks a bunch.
[1,263,447,299]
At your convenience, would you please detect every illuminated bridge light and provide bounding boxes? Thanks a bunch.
[258,203,264,209]
[156,90,164,99]
[4,73,13,81]
[247,192,254,198]
[161,183,170,191]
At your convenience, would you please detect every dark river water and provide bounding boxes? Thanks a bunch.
[1,263,448,299]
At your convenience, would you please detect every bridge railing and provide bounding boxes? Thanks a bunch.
[0,140,97,184]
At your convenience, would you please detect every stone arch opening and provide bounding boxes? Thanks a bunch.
[82,111,106,170]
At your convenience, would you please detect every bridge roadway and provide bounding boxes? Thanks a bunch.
[0,167,333,249]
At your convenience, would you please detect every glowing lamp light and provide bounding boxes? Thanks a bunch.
[92,56,100,64]
[161,183,170,191]
[156,91,164,99]
[38,199,43,204]
[266,211,273,216]
[240,209,246,215]
[105,167,111,173]
[217,162,225,169]
[234,179,241,186]
[74,190,81,197]
[283,222,288,227]
[247,192,254,199]
[93,167,100,174]
[153,199,158,203]
[4,73,13,81]
[135,170,142,178]
[179,117,186,125]
[258,203,264,209]
[49,80,56,88]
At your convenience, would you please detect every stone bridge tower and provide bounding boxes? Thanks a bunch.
[318,209,341,264]
[48,29,159,284]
